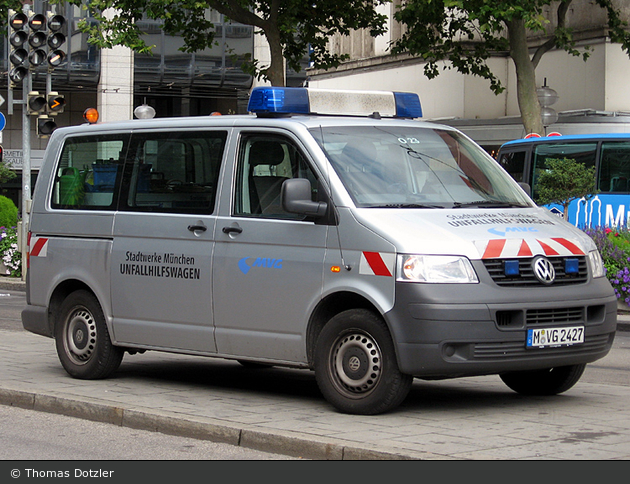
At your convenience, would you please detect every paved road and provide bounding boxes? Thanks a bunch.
[1,278,629,460]
[0,404,294,460]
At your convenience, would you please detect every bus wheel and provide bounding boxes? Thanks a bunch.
[55,290,123,380]
[314,309,412,415]
[499,364,586,396]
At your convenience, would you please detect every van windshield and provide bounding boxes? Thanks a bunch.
[311,126,532,209]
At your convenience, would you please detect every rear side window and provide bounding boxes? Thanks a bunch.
[51,134,129,210]
[50,131,227,214]
[121,131,227,214]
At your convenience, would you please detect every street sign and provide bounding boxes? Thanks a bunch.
[0,113,6,131]
[0,94,5,107]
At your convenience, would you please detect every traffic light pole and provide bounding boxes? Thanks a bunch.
[21,71,32,281]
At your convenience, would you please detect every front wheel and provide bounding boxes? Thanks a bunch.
[55,290,123,379]
[499,364,586,396]
[314,309,412,415]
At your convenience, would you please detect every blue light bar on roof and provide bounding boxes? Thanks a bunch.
[247,87,422,118]
[247,87,310,115]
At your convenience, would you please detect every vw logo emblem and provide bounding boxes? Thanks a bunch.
[532,256,555,284]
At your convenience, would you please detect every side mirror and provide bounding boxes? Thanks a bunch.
[282,178,327,217]
[518,182,531,196]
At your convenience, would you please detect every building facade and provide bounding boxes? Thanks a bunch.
[1,1,308,211]
[307,0,630,154]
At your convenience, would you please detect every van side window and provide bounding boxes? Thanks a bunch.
[531,142,597,198]
[599,141,630,193]
[51,135,129,210]
[234,135,318,219]
[498,151,526,183]
[122,131,227,214]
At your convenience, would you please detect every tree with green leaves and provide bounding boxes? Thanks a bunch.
[64,0,389,87]
[535,157,598,221]
[392,0,630,136]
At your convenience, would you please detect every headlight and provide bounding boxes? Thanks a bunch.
[588,250,605,279]
[397,255,479,283]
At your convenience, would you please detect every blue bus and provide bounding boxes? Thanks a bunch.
[496,133,630,228]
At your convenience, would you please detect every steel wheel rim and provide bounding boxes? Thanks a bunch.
[330,331,382,397]
[64,308,97,364]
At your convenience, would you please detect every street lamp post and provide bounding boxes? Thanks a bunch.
[537,79,559,132]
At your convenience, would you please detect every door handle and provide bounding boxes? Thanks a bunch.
[222,224,243,235]
[187,224,207,232]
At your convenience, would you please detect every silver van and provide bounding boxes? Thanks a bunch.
[22,87,617,414]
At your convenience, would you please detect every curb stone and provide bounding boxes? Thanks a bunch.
[0,387,441,460]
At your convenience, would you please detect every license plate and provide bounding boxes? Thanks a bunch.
[526,326,584,348]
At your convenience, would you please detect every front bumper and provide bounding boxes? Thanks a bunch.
[386,276,617,378]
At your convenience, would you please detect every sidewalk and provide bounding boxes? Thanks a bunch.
[1,277,629,460]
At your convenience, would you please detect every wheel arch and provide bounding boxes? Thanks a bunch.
[47,279,101,336]
[306,291,385,367]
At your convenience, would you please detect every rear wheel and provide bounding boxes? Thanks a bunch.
[314,309,412,415]
[500,364,586,396]
[55,290,123,379]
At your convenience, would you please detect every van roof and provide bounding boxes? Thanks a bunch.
[50,112,452,138]
[501,132,630,148]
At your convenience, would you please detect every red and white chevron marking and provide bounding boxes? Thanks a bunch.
[359,251,395,277]
[476,238,584,259]
[29,236,49,258]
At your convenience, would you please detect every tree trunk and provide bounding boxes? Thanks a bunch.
[263,24,286,86]
[507,18,544,136]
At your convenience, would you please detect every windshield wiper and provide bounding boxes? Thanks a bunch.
[452,200,529,208]
[365,203,445,209]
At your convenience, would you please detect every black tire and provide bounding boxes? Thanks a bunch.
[500,363,586,396]
[314,309,412,415]
[55,290,123,380]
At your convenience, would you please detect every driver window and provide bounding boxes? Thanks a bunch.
[234,135,319,219]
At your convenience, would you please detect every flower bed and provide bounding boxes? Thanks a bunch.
[583,226,630,307]
[0,226,21,277]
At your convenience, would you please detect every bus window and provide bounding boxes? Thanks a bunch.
[600,141,630,192]
[498,150,526,183]
[531,142,597,197]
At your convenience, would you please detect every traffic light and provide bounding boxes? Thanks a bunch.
[27,12,48,68]
[46,12,66,68]
[47,92,65,114]
[8,9,29,83]
[37,116,57,138]
[27,91,47,115]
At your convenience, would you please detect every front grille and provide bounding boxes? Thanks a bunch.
[526,307,583,325]
[483,256,588,287]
